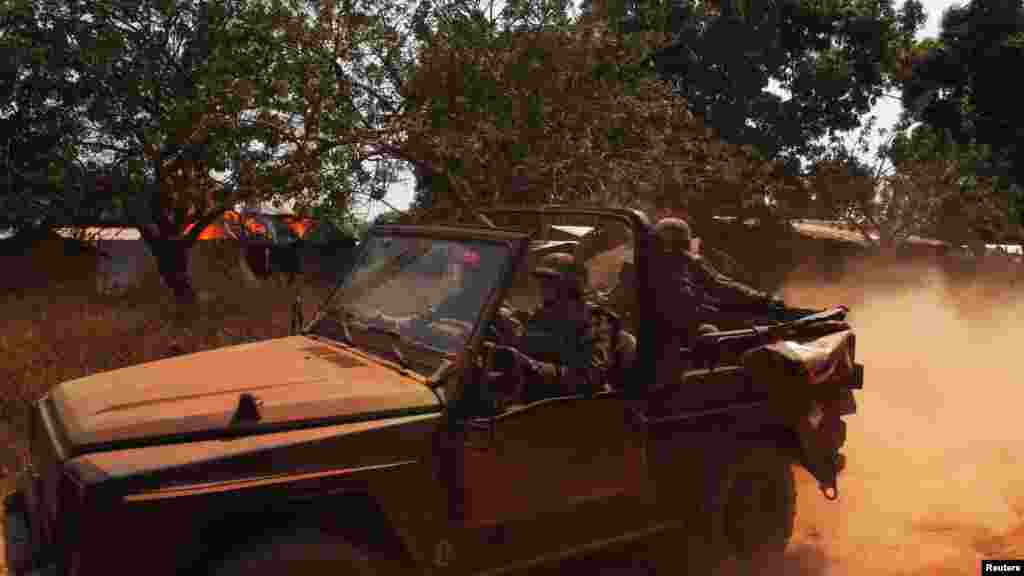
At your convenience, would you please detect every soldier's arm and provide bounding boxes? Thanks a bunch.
[513,356,584,397]
[547,337,600,396]
[506,311,578,397]
[577,307,639,393]
[604,330,637,391]
[517,325,598,397]
[689,254,771,310]
[616,331,637,367]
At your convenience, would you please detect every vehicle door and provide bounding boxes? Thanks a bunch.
[450,211,655,573]
[454,393,651,572]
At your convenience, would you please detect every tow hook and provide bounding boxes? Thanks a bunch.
[819,452,846,501]
[820,482,839,501]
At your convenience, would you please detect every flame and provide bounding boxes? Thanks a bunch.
[196,225,229,240]
[183,221,217,239]
[184,215,233,240]
[281,216,315,238]
[182,211,317,241]
[243,217,268,237]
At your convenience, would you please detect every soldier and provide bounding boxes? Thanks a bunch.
[496,252,637,401]
[651,217,784,396]
[652,217,784,339]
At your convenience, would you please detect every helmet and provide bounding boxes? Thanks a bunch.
[533,252,586,296]
[653,217,693,254]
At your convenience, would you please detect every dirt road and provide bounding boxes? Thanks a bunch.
[777,259,1024,575]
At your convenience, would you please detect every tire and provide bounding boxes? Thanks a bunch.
[721,443,796,575]
[209,525,389,576]
[647,528,720,576]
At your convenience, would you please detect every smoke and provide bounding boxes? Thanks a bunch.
[776,256,1024,575]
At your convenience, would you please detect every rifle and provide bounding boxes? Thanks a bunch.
[690,306,850,370]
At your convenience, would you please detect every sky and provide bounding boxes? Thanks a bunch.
[364,0,960,221]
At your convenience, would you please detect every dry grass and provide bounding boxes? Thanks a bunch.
[0,242,334,572]
[0,246,337,483]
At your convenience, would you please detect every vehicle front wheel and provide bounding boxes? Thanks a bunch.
[209,525,390,576]
[721,443,796,575]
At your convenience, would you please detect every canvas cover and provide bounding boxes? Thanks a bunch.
[741,327,856,413]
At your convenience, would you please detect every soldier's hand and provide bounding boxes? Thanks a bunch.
[492,346,540,376]
[491,345,519,372]
[514,350,543,377]
[495,308,524,340]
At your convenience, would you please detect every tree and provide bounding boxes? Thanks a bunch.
[375,0,785,226]
[44,0,384,306]
[587,0,925,173]
[888,125,1020,250]
[0,0,91,230]
[806,118,1017,251]
[898,0,1024,227]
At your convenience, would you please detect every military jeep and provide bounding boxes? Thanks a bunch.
[4,207,862,576]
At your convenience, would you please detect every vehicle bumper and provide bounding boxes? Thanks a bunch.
[4,491,59,576]
[797,362,863,499]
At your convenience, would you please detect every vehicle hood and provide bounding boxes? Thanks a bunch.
[46,335,441,457]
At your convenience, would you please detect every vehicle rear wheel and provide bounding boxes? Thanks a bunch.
[721,443,796,575]
[209,525,389,576]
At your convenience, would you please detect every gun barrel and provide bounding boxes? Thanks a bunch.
[692,306,850,364]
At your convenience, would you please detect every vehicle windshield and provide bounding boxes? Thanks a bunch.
[310,233,512,375]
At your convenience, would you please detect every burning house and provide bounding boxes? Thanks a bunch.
[48,212,355,294]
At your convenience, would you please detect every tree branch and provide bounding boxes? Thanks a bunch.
[355,191,407,214]
[333,61,401,114]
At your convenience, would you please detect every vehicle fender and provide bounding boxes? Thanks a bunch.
[199,493,420,574]
[70,460,446,576]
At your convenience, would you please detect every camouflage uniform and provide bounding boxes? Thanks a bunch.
[651,218,780,396]
[509,253,636,400]
[652,217,779,340]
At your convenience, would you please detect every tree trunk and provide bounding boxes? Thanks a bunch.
[146,237,198,307]
[237,242,262,286]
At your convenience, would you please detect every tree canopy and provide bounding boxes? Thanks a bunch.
[590,0,926,166]
[383,0,804,226]
[1,0,92,230]
[898,0,1024,230]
